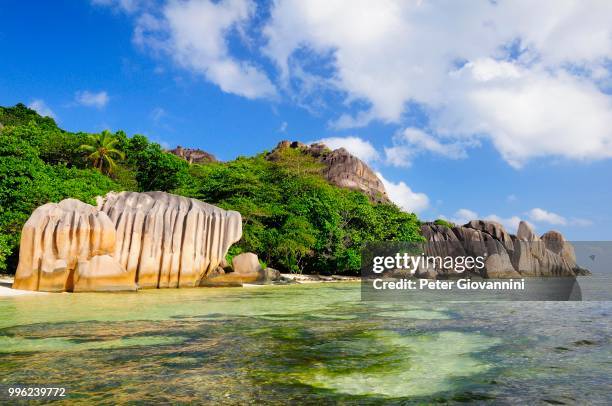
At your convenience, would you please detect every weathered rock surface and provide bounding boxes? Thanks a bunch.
[323,148,388,203]
[13,192,242,292]
[262,267,281,282]
[268,141,390,203]
[232,252,262,274]
[98,191,242,289]
[420,220,587,278]
[12,199,135,292]
[169,146,218,164]
[202,253,281,285]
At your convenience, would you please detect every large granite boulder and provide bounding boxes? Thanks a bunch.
[232,252,262,274]
[419,220,586,279]
[98,191,242,288]
[541,230,576,264]
[267,141,390,203]
[13,192,242,292]
[201,253,281,285]
[12,199,135,292]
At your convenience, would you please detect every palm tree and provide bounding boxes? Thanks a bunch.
[80,130,125,175]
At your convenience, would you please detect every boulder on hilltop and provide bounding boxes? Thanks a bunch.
[169,145,218,164]
[267,140,390,203]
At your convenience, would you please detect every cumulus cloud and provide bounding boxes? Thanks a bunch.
[314,136,379,163]
[75,90,109,108]
[376,172,429,213]
[484,214,523,232]
[97,0,612,167]
[443,207,590,232]
[384,127,469,167]
[134,0,275,99]
[527,208,567,225]
[263,0,612,166]
[91,0,141,13]
[28,99,56,119]
[443,209,523,233]
[444,209,479,226]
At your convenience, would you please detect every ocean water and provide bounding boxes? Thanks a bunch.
[0,282,610,404]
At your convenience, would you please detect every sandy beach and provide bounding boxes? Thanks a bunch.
[0,276,47,297]
[0,274,359,296]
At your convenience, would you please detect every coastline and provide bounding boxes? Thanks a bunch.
[0,275,47,297]
[0,274,360,297]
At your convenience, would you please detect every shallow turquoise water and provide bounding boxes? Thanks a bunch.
[0,283,610,404]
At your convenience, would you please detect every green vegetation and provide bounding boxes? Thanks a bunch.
[0,103,422,275]
[79,130,125,174]
[434,219,455,228]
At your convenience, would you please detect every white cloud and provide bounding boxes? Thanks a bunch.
[484,214,523,233]
[442,61,612,167]
[570,218,593,227]
[314,136,379,163]
[444,209,523,232]
[263,0,612,166]
[446,207,591,231]
[135,0,275,99]
[527,208,567,225]
[384,127,469,167]
[376,172,429,213]
[150,107,166,122]
[279,121,288,133]
[97,1,612,166]
[384,144,413,168]
[28,99,56,119]
[91,0,141,13]
[75,90,109,108]
[446,209,479,226]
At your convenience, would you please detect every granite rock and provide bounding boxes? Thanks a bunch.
[268,141,390,203]
[12,199,134,292]
[419,220,585,278]
[231,252,262,274]
[169,146,218,164]
[13,192,242,291]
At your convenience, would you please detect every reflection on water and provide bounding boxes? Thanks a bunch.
[0,283,610,404]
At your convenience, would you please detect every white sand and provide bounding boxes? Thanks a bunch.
[0,276,47,297]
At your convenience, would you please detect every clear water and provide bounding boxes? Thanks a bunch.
[0,283,610,404]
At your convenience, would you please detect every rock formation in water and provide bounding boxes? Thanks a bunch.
[13,192,242,292]
[419,220,588,278]
[267,141,390,203]
[169,145,218,164]
[12,199,135,292]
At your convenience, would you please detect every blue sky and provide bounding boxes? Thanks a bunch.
[1,0,611,239]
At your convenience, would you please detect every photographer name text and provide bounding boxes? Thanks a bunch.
[371,278,525,291]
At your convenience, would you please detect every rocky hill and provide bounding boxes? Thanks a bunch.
[267,140,390,203]
[169,146,218,164]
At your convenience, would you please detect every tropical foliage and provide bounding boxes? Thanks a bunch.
[0,103,423,275]
[80,130,125,174]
